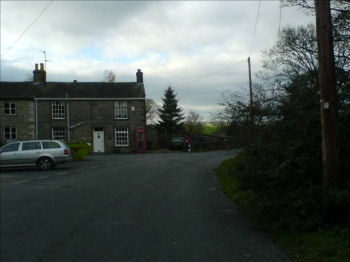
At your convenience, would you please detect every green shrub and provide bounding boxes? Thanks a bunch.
[216,152,327,231]
[67,142,92,160]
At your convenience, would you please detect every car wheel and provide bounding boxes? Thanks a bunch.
[37,157,53,170]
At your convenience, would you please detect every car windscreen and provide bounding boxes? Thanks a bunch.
[1,142,20,152]
[171,137,185,143]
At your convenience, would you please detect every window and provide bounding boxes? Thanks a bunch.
[52,127,66,140]
[1,142,20,152]
[4,102,16,115]
[52,101,65,119]
[22,142,41,151]
[115,127,129,146]
[4,127,17,140]
[42,141,61,149]
[114,101,128,119]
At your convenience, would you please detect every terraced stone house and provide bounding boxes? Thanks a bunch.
[0,64,147,153]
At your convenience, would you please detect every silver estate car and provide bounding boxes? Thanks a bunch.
[0,140,72,170]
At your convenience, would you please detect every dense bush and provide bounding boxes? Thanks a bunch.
[67,142,92,160]
[216,153,350,231]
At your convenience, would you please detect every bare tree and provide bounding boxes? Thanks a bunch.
[103,70,116,83]
[185,111,203,134]
[25,73,33,81]
[145,98,159,125]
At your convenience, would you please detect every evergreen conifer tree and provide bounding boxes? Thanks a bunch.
[157,86,184,136]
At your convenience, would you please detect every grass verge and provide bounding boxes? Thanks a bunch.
[215,156,350,262]
[273,227,350,262]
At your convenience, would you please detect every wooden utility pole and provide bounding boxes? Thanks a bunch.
[247,57,255,144]
[315,0,341,188]
[248,57,253,121]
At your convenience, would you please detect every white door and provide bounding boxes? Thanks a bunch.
[93,128,105,153]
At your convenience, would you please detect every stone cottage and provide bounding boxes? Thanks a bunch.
[0,64,147,153]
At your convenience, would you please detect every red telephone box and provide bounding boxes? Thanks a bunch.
[135,128,147,153]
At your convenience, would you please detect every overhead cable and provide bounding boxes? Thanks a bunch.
[249,0,262,57]
[1,0,54,57]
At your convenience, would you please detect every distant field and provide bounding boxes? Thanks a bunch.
[201,124,218,135]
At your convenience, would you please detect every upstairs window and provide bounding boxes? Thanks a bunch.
[52,101,65,119]
[52,127,66,140]
[4,127,17,140]
[4,102,16,115]
[114,101,128,119]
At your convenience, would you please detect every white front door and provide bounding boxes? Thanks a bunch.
[93,128,105,153]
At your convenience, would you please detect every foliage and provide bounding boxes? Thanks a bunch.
[67,142,92,160]
[157,86,184,135]
[264,25,318,78]
[145,98,159,125]
[215,15,350,232]
[103,69,116,83]
[273,226,350,262]
[184,110,203,134]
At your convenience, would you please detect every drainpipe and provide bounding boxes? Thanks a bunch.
[35,98,38,139]
[66,93,70,141]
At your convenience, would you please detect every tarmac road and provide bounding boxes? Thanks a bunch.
[1,151,291,262]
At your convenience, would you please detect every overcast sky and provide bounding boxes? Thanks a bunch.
[1,1,315,119]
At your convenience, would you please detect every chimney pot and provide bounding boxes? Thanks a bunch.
[136,69,143,84]
[33,63,46,84]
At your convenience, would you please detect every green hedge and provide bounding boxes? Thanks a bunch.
[67,142,92,160]
[216,155,350,261]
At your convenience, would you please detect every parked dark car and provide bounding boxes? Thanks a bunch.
[170,136,185,150]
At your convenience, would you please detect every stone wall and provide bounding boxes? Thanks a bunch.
[36,99,146,153]
[0,100,35,145]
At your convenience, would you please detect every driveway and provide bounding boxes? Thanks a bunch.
[1,151,291,262]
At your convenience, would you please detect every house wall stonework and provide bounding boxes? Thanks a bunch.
[0,100,35,145]
[36,99,146,153]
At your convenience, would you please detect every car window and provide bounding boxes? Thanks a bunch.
[22,142,42,151]
[172,137,184,143]
[42,141,61,149]
[1,142,20,152]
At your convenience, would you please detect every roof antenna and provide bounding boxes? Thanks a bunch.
[42,50,51,72]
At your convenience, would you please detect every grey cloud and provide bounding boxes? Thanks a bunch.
[1,1,316,120]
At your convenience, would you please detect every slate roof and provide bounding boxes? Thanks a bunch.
[0,82,145,99]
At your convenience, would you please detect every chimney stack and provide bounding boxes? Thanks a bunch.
[33,63,46,84]
[136,69,143,84]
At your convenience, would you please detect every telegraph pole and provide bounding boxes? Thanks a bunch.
[248,57,253,121]
[247,57,254,144]
[315,0,341,188]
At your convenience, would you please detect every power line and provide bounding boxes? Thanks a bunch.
[175,59,246,88]
[249,0,262,56]
[278,0,283,35]
[146,59,246,98]
[1,0,54,57]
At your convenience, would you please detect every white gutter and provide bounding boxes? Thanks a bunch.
[34,97,145,101]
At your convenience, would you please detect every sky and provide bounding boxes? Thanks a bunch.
[1,1,316,120]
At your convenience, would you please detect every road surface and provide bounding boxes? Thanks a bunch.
[1,151,291,262]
